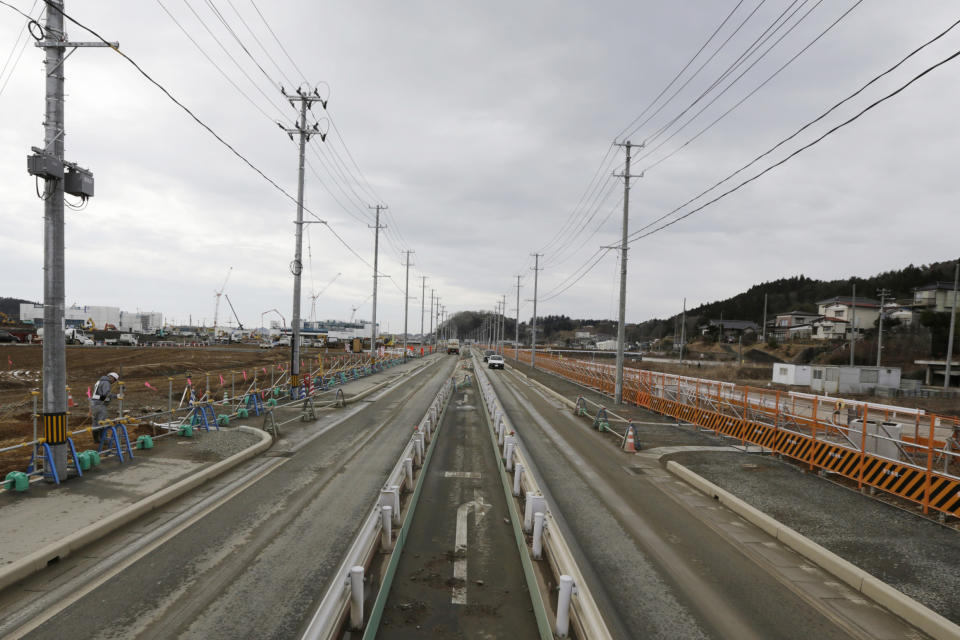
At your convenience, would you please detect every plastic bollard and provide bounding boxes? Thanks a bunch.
[84,450,101,466]
[136,435,154,450]
[179,425,194,438]
[77,450,92,471]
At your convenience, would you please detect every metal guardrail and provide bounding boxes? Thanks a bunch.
[513,349,960,520]
[472,352,612,640]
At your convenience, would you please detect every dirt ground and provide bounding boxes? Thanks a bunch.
[0,343,345,477]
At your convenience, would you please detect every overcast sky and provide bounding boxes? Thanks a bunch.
[1,1,958,333]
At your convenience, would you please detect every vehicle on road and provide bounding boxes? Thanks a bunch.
[259,340,277,349]
[483,349,494,362]
[0,330,19,343]
[488,354,505,369]
[446,338,460,355]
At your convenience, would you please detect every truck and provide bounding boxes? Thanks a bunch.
[446,338,460,355]
[37,327,93,345]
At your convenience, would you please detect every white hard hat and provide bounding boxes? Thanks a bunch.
[108,372,119,380]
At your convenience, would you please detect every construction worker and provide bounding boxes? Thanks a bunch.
[90,372,119,443]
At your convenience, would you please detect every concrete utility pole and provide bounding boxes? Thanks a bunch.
[613,140,640,404]
[944,262,959,388]
[280,85,326,392]
[850,284,857,367]
[876,288,891,367]
[680,297,687,362]
[29,2,114,480]
[500,295,506,354]
[429,290,435,347]
[762,293,768,343]
[531,253,542,369]
[515,275,522,360]
[420,276,427,349]
[369,204,387,352]
[403,251,413,362]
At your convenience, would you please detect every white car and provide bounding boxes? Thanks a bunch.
[488,355,505,369]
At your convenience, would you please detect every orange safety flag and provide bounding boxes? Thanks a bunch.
[86,386,92,398]
[219,374,225,386]
[261,367,267,375]
[145,382,157,391]
[242,369,247,381]
[187,376,192,386]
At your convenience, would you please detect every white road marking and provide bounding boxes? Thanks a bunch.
[444,471,481,479]
[452,489,490,605]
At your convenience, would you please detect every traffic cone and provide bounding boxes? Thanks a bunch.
[623,424,637,453]
[67,389,76,408]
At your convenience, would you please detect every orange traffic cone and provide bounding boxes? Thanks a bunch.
[623,425,637,453]
[67,390,76,408]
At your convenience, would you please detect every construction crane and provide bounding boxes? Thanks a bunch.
[310,272,342,323]
[212,266,233,340]
[224,294,244,330]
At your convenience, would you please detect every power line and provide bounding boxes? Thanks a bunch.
[629,45,960,245]
[631,12,959,241]
[248,0,309,84]
[223,0,297,89]
[0,0,39,101]
[614,0,748,141]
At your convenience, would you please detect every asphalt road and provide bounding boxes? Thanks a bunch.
[484,364,927,640]
[1,355,457,640]
[378,373,540,639]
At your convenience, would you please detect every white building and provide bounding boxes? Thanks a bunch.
[809,365,901,394]
[813,296,880,340]
[596,339,618,350]
[19,303,163,332]
[771,363,812,386]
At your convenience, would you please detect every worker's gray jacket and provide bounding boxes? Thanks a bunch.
[91,376,114,405]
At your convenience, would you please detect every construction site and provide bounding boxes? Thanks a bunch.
[0,343,430,478]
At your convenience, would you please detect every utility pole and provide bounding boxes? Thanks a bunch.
[369,204,387,353]
[429,290,435,348]
[515,275,522,360]
[762,293,768,343]
[500,295,507,354]
[944,262,959,388]
[850,284,857,367]
[28,2,114,480]
[531,253,542,369]
[403,250,413,362]
[876,288,891,366]
[280,85,326,394]
[420,276,427,350]
[613,140,640,404]
[680,298,687,362]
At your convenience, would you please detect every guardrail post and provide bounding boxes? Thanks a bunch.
[503,435,514,458]
[350,565,364,629]
[498,421,505,446]
[403,457,413,491]
[513,462,524,497]
[381,506,393,550]
[505,441,515,471]
[556,575,574,637]
[532,512,545,559]
[387,485,401,523]
[524,492,536,531]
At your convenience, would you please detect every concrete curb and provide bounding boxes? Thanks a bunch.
[0,427,272,593]
[666,460,960,640]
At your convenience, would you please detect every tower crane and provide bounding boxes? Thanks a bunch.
[310,272,342,323]
[212,266,233,340]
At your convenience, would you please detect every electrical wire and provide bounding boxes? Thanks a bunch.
[636,0,849,168]
[614,0,747,141]
[224,0,297,89]
[631,12,960,241]
[628,46,960,245]
[248,0,309,84]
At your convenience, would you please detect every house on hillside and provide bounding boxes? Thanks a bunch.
[770,310,819,340]
[811,296,879,340]
[699,319,758,341]
[913,282,959,313]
